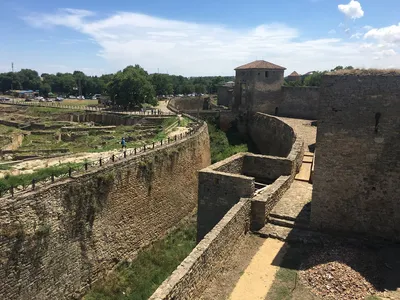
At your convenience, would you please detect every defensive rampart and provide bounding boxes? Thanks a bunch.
[149,198,251,300]
[311,71,400,241]
[0,121,211,300]
[248,112,296,156]
[280,86,319,119]
[168,97,205,111]
[152,113,303,299]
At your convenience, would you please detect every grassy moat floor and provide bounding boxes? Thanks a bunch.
[83,219,196,300]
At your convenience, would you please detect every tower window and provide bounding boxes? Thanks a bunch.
[265,71,269,78]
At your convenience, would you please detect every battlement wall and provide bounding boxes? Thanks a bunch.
[280,86,320,120]
[0,122,211,300]
[311,73,400,241]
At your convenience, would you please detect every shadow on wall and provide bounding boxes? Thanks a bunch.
[248,112,296,157]
[268,208,400,298]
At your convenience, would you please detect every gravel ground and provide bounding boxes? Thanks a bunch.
[299,243,383,300]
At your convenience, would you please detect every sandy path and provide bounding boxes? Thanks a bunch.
[155,100,171,113]
[228,239,285,300]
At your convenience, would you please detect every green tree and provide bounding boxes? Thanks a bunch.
[40,83,52,96]
[303,71,325,87]
[209,76,225,94]
[15,69,40,90]
[182,83,194,95]
[150,73,173,96]
[108,65,156,107]
[194,83,206,94]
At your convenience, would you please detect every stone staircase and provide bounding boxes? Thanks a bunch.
[256,206,325,245]
[295,152,314,182]
[253,157,326,244]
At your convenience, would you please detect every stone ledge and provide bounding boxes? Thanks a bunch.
[149,198,251,300]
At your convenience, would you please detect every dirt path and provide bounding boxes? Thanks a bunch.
[199,235,285,300]
[228,239,285,300]
[155,100,171,113]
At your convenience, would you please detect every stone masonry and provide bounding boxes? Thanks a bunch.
[311,72,400,241]
[0,122,211,300]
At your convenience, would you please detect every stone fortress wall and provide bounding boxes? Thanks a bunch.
[152,68,400,300]
[152,113,303,299]
[0,116,211,300]
[168,97,207,111]
[280,86,320,119]
[311,71,400,241]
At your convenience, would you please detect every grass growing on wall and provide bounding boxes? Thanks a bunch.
[84,220,196,300]
[0,162,81,191]
[208,121,248,163]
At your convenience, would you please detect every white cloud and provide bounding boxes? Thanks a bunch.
[21,8,400,75]
[364,23,400,44]
[328,29,336,34]
[338,1,364,20]
[350,32,363,39]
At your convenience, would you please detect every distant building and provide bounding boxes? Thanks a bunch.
[233,60,286,114]
[11,90,38,98]
[217,81,235,107]
[287,71,301,81]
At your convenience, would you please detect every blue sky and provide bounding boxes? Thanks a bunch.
[1,0,399,76]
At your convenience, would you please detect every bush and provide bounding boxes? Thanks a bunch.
[208,122,248,163]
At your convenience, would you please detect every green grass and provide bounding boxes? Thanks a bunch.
[0,124,19,134]
[84,221,196,300]
[26,106,80,116]
[0,162,81,191]
[208,122,248,163]
[179,116,191,127]
[0,163,14,170]
[366,296,382,300]
[162,116,178,128]
[18,124,158,154]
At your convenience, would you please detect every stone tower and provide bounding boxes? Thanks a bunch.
[233,60,286,115]
[311,71,400,241]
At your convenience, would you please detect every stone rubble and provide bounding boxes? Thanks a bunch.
[299,244,383,300]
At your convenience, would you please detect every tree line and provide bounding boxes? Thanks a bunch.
[0,65,233,107]
[284,66,354,87]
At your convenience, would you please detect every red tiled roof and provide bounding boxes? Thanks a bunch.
[235,60,286,70]
[288,71,300,77]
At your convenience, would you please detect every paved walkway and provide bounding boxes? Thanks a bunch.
[278,117,316,151]
[222,117,316,298]
[270,180,312,224]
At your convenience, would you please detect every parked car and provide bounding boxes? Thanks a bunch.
[92,94,101,100]
[0,96,10,101]
[55,97,63,102]
[69,95,76,99]
[77,95,85,100]
[47,98,55,102]
[25,98,33,102]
